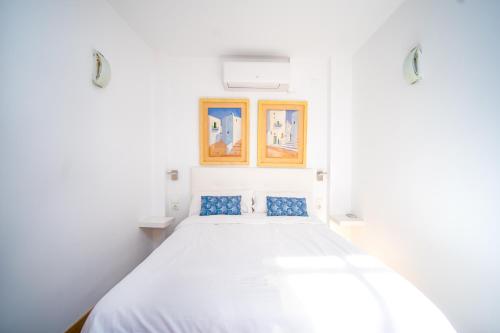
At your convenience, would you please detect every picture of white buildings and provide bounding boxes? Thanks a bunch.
[266,110,299,157]
[208,108,242,156]
[208,115,222,144]
[221,113,241,152]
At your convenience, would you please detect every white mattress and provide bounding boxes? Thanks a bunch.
[83,215,455,333]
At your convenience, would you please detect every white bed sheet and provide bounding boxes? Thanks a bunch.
[83,215,455,333]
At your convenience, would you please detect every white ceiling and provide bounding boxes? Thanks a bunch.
[107,0,404,57]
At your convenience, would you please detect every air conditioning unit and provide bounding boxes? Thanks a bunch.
[223,58,290,92]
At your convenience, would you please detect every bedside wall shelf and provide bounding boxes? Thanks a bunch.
[139,216,174,229]
[330,214,365,227]
[329,214,365,241]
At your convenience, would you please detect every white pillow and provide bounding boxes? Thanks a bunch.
[254,191,314,216]
[189,190,253,216]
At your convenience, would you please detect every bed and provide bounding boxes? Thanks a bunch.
[82,168,455,333]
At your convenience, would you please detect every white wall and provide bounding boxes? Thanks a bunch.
[152,56,331,221]
[0,1,155,332]
[330,56,352,215]
[351,1,500,332]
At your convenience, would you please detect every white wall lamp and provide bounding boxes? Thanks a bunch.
[167,170,178,181]
[316,170,328,182]
[92,50,111,88]
[404,46,423,84]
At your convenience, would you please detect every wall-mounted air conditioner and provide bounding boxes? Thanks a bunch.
[223,58,290,92]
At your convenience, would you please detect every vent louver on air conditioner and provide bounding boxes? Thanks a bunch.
[223,59,290,92]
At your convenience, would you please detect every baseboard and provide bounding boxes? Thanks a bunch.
[65,307,93,333]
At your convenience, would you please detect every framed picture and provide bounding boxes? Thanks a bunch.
[257,100,307,167]
[199,98,249,165]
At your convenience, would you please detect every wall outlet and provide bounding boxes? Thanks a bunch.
[170,201,180,211]
[316,197,323,210]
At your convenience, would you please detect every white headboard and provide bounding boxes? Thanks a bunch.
[190,167,327,221]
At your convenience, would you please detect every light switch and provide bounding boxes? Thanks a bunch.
[170,201,180,211]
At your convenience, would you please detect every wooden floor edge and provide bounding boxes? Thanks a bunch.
[65,307,93,333]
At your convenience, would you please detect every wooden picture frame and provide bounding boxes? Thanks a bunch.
[199,98,249,165]
[257,100,307,168]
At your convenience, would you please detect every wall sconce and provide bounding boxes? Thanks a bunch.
[92,50,111,88]
[167,170,178,181]
[404,46,423,84]
[316,170,328,181]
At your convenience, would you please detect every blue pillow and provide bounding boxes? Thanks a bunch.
[266,196,308,216]
[200,196,242,216]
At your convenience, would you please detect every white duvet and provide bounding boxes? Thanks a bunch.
[83,215,455,333]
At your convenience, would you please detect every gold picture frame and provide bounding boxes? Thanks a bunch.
[199,98,249,165]
[257,100,307,167]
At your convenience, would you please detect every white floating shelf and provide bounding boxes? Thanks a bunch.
[330,214,365,227]
[139,216,175,229]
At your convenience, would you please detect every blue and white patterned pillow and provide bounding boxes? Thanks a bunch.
[200,196,242,216]
[266,196,308,216]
